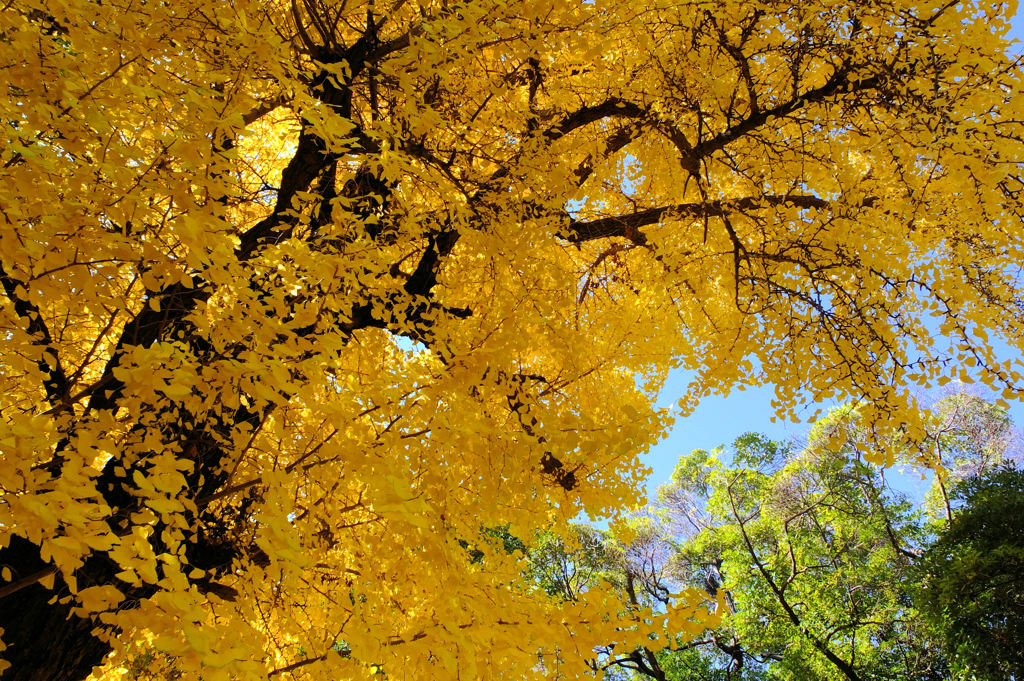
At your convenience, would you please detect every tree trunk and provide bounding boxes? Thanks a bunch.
[0,538,116,681]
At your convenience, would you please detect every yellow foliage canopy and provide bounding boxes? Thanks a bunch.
[0,0,1021,679]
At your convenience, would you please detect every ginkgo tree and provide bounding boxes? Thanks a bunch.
[1,0,1022,680]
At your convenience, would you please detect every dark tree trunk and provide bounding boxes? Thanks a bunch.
[0,538,119,681]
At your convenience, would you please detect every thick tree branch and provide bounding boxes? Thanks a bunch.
[84,279,210,413]
[0,565,58,600]
[542,98,645,144]
[683,70,881,166]
[565,194,842,244]
[0,264,72,416]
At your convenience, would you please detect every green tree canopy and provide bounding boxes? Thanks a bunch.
[528,396,1019,681]
[919,465,1024,680]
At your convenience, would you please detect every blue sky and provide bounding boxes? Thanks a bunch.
[640,11,1024,500]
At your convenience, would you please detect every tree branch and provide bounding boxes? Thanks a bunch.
[542,98,645,143]
[682,70,881,166]
[0,565,58,600]
[726,482,863,681]
[0,264,72,416]
[564,194,843,244]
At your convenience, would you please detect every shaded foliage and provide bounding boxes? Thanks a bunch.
[919,465,1024,680]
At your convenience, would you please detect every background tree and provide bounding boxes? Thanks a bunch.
[919,464,1024,680]
[523,518,717,681]
[662,425,942,681]
[553,396,1016,681]
[919,392,1019,521]
[1,1,1023,680]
